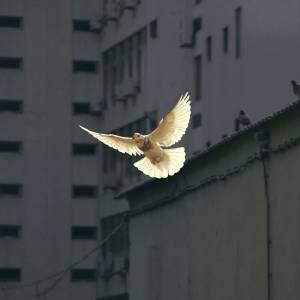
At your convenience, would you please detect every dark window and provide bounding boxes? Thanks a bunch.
[235,7,242,58]
[127,38,133,78]
[223,26,229,53]
[103,52,109,101]
[101,213,128,258]
[71,269,96,281]
[206,36,212,61]
[98,294,129,300]
[72,185,97,198]
[194,55,202,101]
[192,113,202,128]
[73,20,90,31]
[0,100,22,113]
[0,184,22,196]
[0,268,21,282]
[73,60,97,73]
[0,142,22,153]
[193,17,202,35]
[73,143,97,155]
[72,226,97,239]
[73,102,90,115]
[149,19,157,38]
[0,57,22,70]
[0,226,21,238]
[0,16,22,28]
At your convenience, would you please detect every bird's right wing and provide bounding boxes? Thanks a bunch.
[79,126,143,156]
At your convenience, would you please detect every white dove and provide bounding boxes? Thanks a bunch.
[79,92,191,178]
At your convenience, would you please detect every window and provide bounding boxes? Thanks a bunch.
[192,113,202,128]
[206,36,212,61]
[0,100,22,113]
[103,52,109,101]
[71,269,96,281]
[149,19,157,38]
[101,213,128,258]
[0,226,21,238]
[0,268,21,282]
[223,26,229,53]
[119,43,125,84]
[193,17,202,35]
[127,38,133,78]
[0,184,22,196]
[0,57,22,70]
[73,102,90,115]
[103,26,147,105]
[73,60,98,73]
[0,16,22,29]
[194,55,202,101]
[72,185,97,197]
[0,142,22,153]
[73,143,97,155]
[71,226,97,239]
[235,7,242,58]
[73,20,90,31]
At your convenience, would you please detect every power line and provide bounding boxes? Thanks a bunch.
[0,219,126,299]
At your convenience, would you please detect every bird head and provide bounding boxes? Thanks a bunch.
[291,80,297,87]
[132,133,143,140]
[239,110,245,115]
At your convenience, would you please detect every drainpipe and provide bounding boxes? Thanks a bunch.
[255,131,272,300]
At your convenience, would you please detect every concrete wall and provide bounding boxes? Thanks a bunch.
[127,105,300,300]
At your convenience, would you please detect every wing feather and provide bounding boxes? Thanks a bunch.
[79,126,143,156]
[148,92,191,147]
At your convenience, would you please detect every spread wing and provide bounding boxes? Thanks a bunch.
[79,126,143,156]
[148,92,191,147]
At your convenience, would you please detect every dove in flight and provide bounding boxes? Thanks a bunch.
[79,92,191,178]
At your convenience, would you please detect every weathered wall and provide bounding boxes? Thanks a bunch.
[128,106,300,300]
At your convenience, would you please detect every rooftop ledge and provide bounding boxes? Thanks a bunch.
[116,97,300,200]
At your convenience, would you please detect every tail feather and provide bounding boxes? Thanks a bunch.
[133,147,185,178]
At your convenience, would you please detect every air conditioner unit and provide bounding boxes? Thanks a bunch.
[107,2,122,22]
[124,0,141,10]
[90,17,101,33]
[179,16,193,48]
[122,78,137,98]
[114,84,127,102]
[90,100,106,115]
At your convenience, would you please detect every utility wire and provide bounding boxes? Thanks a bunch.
[0,218,126,299]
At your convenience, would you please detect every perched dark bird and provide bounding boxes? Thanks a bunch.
[205,140,211,148]
[238,110,251,126]
[234,110,251,132]
[291,80,300,98]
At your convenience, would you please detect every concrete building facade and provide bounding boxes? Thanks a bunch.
[0,0,102,299]
[0,0,300,299]
[122,102,300,300]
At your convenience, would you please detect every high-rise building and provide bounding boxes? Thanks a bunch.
[0,0,300,300]
[0,1,102,299]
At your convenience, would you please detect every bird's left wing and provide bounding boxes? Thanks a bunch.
[148,92,191,147]
[79,126,143,156]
